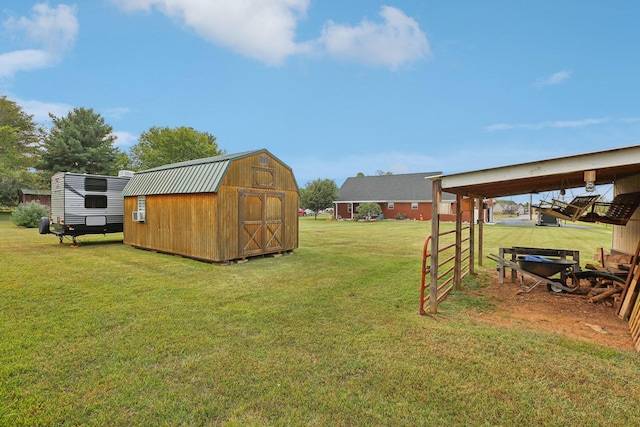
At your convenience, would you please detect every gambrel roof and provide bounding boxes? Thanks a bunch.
[122,149,293,197]
[336,172,456,202]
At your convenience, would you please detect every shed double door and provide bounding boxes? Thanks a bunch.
[239,191,285,256]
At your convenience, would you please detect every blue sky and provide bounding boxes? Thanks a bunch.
[2,1,640,195]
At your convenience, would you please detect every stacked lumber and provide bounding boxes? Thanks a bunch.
[615,241,640,351]
[629,291,640,352]
[588,280,624,306]
[584,249,629,306]
[593,247,633,275]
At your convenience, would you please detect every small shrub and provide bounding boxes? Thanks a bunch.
[395,212,407,220]
[11,201,49,228]
[356,202,382,220]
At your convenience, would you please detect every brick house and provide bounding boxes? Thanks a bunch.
[334,172,463,221]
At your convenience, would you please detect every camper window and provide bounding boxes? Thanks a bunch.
[85,195,107,209]
[85,177,107,192]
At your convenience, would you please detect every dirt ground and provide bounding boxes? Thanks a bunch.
[468,273,635,351]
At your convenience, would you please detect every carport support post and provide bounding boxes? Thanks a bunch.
[477,197,483,267]
[469,197,475,276]
[430,179,442,314]
[454,194,462,290]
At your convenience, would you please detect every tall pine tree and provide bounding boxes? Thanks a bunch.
[39,107,120,179]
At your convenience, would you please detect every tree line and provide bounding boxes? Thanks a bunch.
[0,96,224,206]
[1,96,341,210]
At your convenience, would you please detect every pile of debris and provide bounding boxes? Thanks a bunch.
[585,249,632,306]
[589,244,640,352]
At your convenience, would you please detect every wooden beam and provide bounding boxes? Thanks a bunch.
[617,239,640,319]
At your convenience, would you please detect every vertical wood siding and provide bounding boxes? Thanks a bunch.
[20,194,51,208]
[216,185,239,261]
[124,152,299,262]
[124,193,217,260]
[612,175,640,254]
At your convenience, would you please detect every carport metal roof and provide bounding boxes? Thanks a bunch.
[437,145,640,198]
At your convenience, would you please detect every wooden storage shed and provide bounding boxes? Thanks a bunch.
[19,188,51,208]
[122,149,299,262]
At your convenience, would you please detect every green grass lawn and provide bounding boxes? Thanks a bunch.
[1,214,639,425]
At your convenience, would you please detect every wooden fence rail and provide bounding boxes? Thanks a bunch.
[419,226,470,315]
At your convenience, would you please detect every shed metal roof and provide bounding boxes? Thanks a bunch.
[336,172,456,202]
[122,149,271,196]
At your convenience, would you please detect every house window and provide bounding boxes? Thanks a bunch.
[347,203,352,214]
[85,195,107,208]
[85,177,107,192]
[411,202,419,210]
[137,196,146,212]
[388,202,395,210]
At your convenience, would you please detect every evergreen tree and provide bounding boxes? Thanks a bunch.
[39,107,120,179]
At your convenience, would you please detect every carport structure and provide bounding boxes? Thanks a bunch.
[423,145,640,343]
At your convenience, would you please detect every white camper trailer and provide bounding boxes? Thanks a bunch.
[39,171,133,244]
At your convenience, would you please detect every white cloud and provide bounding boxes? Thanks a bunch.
[110,1,429,68]
[0,49,54,76]
[484,123,515,132]
[103,107,134,120]
[12,97,73,124]
[550,118,609,128]
[12,96,132,125]
[0,3,78,77]
[534,70,572,88]
[111,0,308,65]
[619,117,640,124]
[112,131,138,149]
[485,118,609,132]
[311,6,430,69]
[13,96,137,150]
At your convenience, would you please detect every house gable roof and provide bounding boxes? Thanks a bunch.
[122,149,287,196]
[336,172,456,202]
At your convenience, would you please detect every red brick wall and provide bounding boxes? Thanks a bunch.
[335,202,472,222]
